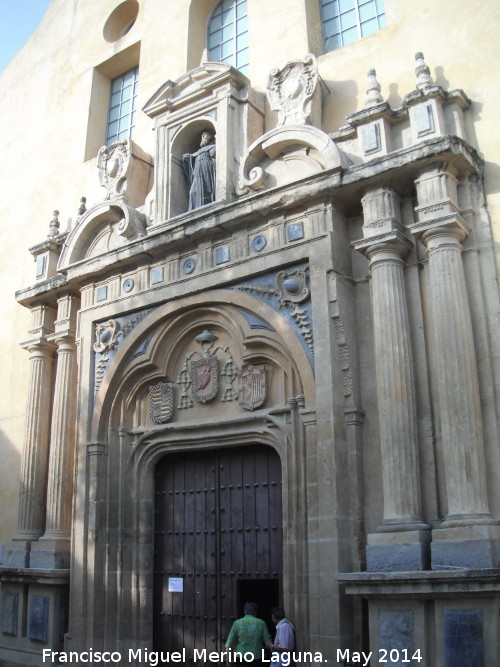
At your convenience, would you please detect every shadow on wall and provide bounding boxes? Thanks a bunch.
[320,78,359,134]
[0,426,22,557]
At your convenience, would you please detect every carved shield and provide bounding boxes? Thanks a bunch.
[191,355,219,403]
[238,365,267,411]
[149,382,174,424]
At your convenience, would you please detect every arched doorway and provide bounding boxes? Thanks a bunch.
[154,444,283,657]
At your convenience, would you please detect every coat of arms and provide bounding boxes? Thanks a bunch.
[191,355,219,403]
[238,365,267,411]
[149,382,174,424]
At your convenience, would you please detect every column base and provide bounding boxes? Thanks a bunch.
[30,538,71,569]
[2,540,32,568]
[366,530,431,571]
[431,524,500,569]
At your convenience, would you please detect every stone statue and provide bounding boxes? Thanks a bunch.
[183,130,216,210]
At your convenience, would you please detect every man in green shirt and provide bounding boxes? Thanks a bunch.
[225,602,271,664]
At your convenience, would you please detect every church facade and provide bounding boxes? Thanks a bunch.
[1,1,500,666]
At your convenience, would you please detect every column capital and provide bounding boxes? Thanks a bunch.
[352,229,413,263]
[410,214,470,248]
[20,338,57,355]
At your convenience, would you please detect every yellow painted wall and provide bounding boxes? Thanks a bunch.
[0,0,499,546]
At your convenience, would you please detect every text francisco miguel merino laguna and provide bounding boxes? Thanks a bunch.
[42,649,326,665]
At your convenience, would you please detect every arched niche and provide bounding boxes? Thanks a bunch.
[91,290,315,441]
[143,63,264,224]
[169,118,217,217]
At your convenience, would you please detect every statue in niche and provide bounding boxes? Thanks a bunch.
[183,130,216,210]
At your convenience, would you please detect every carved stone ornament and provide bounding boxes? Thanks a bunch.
[97,137,152,208]
[238,365,267,411]
[98,140,129,200]
[191,355,219,404]
[267,54,320,127]
[276,269,310,304]
[93,319,121,354]
[149,382,174,424]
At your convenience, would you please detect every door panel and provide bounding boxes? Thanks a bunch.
[154,445,282,656]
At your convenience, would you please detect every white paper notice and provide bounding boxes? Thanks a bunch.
[168,577,184,592]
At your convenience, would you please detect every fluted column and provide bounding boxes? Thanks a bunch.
[43,340,77,537]
[31,294,79,568]
[354,187,429,571]
[411,166,498,568]
[3,305,56,568]
[370,239,425,525]
[15,342,56,539]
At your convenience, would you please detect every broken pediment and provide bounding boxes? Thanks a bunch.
[238,124,347,192]
[57,201,147,270]
[142,62,251,119]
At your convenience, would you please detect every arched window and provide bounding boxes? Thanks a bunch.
[207,0,249,76]
[320,0,386,52]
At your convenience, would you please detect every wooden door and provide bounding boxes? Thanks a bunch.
[154,445,282,657]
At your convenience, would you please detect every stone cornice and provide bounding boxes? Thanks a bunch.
[0,566,70,585]
[337,569,500,597]
[16,136,482,308]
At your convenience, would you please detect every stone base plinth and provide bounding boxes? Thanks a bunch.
[2,540,32,568]
[366,530,431,571]
[30,538,71,569]
[431,524,500,569]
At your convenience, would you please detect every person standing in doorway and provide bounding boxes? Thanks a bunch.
[266,607,295,666]
[225,602,271,666]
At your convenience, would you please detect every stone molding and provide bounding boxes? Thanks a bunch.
[239,124,346,192]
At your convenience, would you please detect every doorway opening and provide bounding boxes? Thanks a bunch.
[237,578,280,636]
[153,444,283,656]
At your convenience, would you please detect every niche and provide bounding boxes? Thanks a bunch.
[170,118,217,217]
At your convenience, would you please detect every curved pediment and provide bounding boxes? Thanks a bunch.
[238,124,347,193]
[57,201,147,270]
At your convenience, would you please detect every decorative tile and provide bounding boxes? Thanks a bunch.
[183,257,196,274]
[122,277,134,293]
[215,246,230,265]
[150,266,164,284]
[362,123,381,154]
[96,285,108,302]
[2,592,18,636]
[287,221,304,242]
[444,609,483,667]
[252,235,267,252]
[29,595,49,643]
[379,609,414,663]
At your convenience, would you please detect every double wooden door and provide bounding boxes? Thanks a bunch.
[154,445,283,656]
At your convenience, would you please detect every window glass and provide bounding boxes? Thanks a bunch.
[208,0,249,76]
[320,0,385,51]
[105,66,139,145]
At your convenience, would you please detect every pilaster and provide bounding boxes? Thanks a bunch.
[354,187,429,571]
[410,165,500,568]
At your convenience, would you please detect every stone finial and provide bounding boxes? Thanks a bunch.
[415,52,433,90]
[267,54,321,127]
[365,68,383,107]
[47,210,60,238]
[77,196,87,217]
